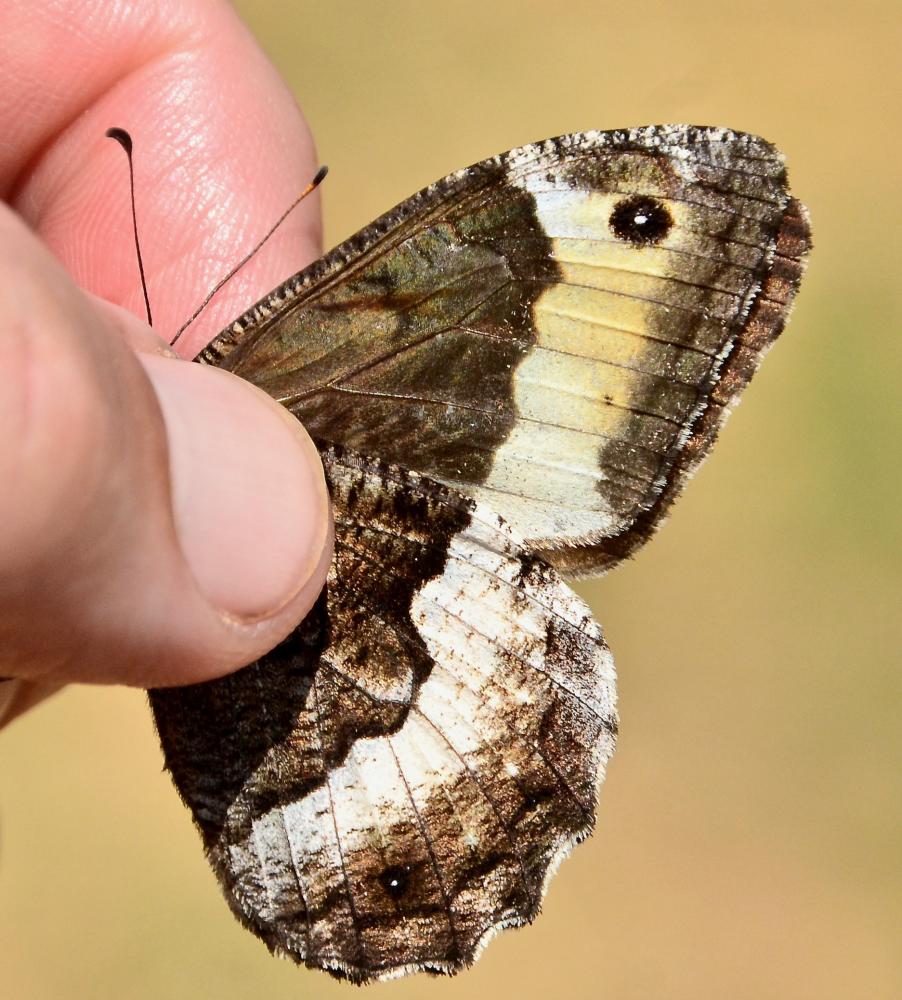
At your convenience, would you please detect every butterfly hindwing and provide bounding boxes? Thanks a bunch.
[200,126,811,574]
[151,444,616,981]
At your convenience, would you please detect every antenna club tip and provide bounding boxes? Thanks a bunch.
[105,127,133,152]
[313,165,328,187]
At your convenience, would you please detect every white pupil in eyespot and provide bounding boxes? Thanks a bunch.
[634,213,648,225]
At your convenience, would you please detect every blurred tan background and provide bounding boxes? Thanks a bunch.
[3,1,899,997]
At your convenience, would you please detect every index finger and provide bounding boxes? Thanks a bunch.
[0,0,321,356]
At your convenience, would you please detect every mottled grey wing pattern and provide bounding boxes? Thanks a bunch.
[152,126,809,982]
[151,444,616,981]
[200,125,810,574]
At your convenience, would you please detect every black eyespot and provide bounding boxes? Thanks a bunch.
[379,865,411,899]
[609,196,673,245]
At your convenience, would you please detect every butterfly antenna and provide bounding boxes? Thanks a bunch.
[105,128,154,327]
[169,165,328,350]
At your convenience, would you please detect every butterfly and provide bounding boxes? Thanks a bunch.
[149,125,810,982]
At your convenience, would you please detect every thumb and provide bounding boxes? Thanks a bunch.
[0,206,331,702]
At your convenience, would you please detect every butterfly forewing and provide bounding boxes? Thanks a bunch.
[199,125,811,574]
[151,444,616,981]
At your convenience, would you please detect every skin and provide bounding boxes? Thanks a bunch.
[0,0,333,725]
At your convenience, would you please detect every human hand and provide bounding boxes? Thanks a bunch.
[0,0,332,725]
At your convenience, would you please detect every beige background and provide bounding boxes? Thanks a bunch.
[3,1,900,998]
